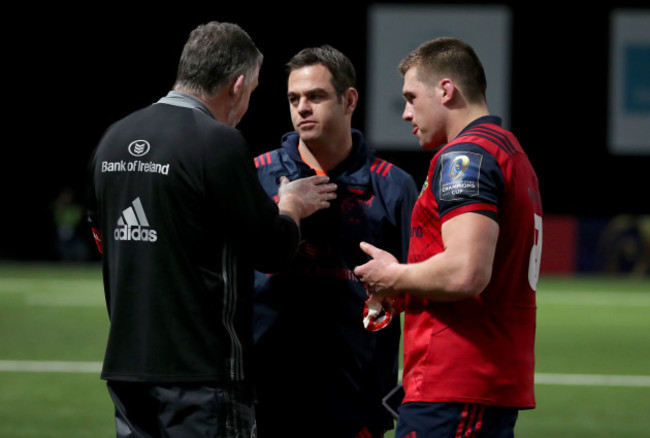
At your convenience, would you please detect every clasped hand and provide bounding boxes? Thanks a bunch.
[354,241,400,297]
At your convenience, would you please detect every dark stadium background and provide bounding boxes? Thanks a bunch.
[3,1,648,261]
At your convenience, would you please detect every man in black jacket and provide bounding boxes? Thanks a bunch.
[87,21,336,438]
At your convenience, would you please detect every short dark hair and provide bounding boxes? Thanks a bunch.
[174,21,263,98]
[398,37,487,104]
[285,44,356,98]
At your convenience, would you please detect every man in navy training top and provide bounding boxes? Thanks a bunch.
[252,45,419,438]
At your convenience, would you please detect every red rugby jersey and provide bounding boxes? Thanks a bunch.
[403,116,542,408]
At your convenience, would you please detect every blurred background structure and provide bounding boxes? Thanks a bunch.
[2,1,649,274]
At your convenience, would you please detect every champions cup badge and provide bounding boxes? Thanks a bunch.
[449,155,470,179]
[440,151,480,201]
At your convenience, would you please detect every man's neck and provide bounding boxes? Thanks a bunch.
[298,135,353,173]
[173,86,232,125]
[448,106,490,141]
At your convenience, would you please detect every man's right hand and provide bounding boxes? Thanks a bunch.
[277,175,337,223]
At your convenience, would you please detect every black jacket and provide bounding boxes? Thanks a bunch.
[88,92,299,383]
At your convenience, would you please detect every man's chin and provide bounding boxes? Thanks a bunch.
[298,129,318,141]
[417,135,444,151]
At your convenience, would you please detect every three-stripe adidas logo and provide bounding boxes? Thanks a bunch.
[113,197,158,242]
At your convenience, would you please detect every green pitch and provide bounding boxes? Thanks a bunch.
[0,264,648,437]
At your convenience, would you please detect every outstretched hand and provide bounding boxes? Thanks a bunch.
[277,175,337,223]
[354,241,400,297]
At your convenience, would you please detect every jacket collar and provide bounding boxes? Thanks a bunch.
[155,91,213,118]
[280,129,374,195]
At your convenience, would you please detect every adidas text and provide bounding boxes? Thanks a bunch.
[114,225,158,242]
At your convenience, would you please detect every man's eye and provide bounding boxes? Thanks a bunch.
[309,94,325,102]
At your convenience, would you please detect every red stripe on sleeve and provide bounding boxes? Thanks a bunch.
[255,152,273,168]
[381,162,393,177]
[442,202,497,223]
[375,160,386,175]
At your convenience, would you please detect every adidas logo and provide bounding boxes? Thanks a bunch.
[113,197,158,242]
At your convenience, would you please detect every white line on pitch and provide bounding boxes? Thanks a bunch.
[2,361,649,388]
[534,372,650,387]
[0,360,101,373]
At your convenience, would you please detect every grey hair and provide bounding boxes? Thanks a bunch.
[173,21,263,98]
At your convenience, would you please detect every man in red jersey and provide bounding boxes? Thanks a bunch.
[354,37,542,438]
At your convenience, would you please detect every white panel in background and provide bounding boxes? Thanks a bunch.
[366,4,511,150]
[608,10,650,155]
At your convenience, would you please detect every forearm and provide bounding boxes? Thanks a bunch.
[395,251,490,301]
[394,212,498,301]
[355,213,497,302]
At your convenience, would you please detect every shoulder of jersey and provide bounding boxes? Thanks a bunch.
[369,157,397,179]
[369,157,415,183]
[254,150,282,169]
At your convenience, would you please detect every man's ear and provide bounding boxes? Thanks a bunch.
[344,87,358,115]
[439,78,455,104]
[231,75,245,101]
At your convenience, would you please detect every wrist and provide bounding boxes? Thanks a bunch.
[389,262,407,292]
[278,201,301,226]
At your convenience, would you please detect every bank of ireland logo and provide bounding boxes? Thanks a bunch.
[114,197,158,242]
[449,155,470,179]
[128,140,150,157]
